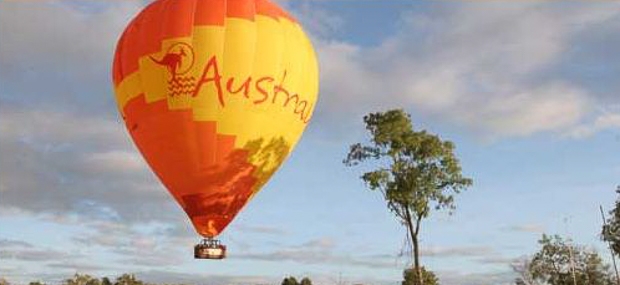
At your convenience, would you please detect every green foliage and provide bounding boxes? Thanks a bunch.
[18,273,312,285]
[514,278,528,285]
[602,187,620,257]
[344,109,471,285]
[63,274,100,285]
[517,234,614,285]
[512,258,540,285]
[86,279,101,285]
[58,275,145,285]
[299,277,312,285]
[281,276,299,285]
[114,274,144,285]
[16,274,155,285]
[402,267,439,285]
[344,109,472,222]
[55,274,145,285]
[281,276,312,285]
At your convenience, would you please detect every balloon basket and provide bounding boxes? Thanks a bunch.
[194,238,227,260]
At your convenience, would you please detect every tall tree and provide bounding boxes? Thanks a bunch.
[516,234,614,285]
[602,186,620,257]
[344,109,472,285]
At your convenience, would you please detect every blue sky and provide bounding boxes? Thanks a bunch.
[1,1,620,285]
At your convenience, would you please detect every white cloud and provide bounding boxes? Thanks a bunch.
[313,2,620,140]
[136,271,279,285]
[0,105,128,150]
[0,104,173,222]
[566,112,620,139]
[0,240,83,262]
[290,1,345,39]
[458,82,590,138]
[83,151,145,173]
[506,223,546,234]
[232,223,288,235]
[46,262,117,273]
[299,237,335,249]
[69,219,192,267]
[436,270,515,285]
[235,238,400,268]
[0,0,143,117]
[477,256,521,266]
[0,0,141,69]
[0,239,33,249]
[421,245,495,258]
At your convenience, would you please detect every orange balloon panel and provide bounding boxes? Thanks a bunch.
[112,0,319,237]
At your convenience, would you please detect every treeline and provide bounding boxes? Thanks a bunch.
[0,274,314,285]
[504,188,620,285]
[397,233,619,285]
[0,238,618,285]
[0,274,153,285]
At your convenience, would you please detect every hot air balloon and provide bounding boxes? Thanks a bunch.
[112,0,319,259]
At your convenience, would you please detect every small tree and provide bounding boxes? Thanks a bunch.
[299,277,312,285]
[114,274,143,285]
[344,109,472,285]
[281,277,299,285]
[518,234,614,285]
[64,274,99,285]
[86,279,100,285]
[402,267,438,285]
[101,278,112,285]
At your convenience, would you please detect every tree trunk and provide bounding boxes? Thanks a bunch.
[413,232,422,285]
[415,216,424,285]
[405,207,423,285]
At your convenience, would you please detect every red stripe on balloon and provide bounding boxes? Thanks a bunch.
[123,94,259,237]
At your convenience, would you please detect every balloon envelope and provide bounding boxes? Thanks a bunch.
[112,0,319,237]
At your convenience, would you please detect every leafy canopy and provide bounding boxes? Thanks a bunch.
[344,109,472,222]
[281,277,299,285]
[402,267,439,285]
[300,277,312,285]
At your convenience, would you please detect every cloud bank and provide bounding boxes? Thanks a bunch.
[311,1,620,140]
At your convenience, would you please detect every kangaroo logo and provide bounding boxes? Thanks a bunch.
[150,48,186,78]
[150,42,196,97]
